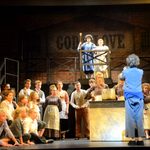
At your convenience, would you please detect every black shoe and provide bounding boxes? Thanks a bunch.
[128,140,136,145]
[46,139,54,144]
[136,141,144,146]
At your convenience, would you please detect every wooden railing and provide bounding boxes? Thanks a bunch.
[79,49,111,79]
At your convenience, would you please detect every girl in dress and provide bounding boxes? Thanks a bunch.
[142,83,150,139]
[78,34,96,79]
[94,38,110,78]
[57,81,69,139]
[43,85,62,140]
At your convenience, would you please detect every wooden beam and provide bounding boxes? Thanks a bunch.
[0,0,150,6]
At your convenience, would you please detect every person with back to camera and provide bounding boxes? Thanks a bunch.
[77,34,96,79]
[120,54,145,146]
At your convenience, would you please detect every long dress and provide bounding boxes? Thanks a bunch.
[43,95,62,139]
[57,90,69,133]
[93,45,109,78]
[144,95,150,130]
[121,67,145,138]
[80,42,96,74]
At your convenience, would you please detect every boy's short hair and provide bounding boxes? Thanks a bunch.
[2,89,14,97]
[74,81,80,85]
[35,80,42,85]
[89,78,95,83]
[24,79,31,84]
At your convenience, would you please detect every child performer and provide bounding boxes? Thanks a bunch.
[77,34,96,79]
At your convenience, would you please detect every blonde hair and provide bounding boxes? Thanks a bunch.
[13,106,28,120]
[28,108,38,115]
[18,95,28,102]
[95,72,104,77]
[35,80,42,85]
[95,72,104,79]
[50,84,57,91]
[95,72,105,85]
[28,91,40,103]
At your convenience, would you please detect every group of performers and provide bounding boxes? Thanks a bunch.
[77,34,110,79]
[77,33,147,146]
[71,53,147,146]
[78,33,148,146]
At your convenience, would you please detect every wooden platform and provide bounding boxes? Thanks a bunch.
[89,101,126,141]
[1,139,150,150]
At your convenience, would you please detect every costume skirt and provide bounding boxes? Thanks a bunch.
[125,97,145,137]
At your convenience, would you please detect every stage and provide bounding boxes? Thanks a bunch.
[1,139,150,150]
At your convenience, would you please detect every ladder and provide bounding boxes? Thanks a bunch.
[0,58,19,93]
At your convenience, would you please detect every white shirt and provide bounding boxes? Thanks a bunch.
[23,117,38,135]
[0,100,14,120]
[19,88,33,98]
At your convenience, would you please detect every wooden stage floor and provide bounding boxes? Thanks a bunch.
[1,139,150,150]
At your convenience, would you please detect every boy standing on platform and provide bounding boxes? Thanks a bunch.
[70,81,89,139]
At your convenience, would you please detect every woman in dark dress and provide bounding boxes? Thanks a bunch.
[43,85,62,140]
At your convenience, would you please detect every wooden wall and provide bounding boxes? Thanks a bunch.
[0,5,150,88]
